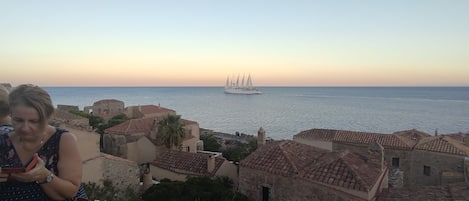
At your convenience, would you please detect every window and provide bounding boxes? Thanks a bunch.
[423,165,431,176]
[392,157,400,168]
[262,186,271,201]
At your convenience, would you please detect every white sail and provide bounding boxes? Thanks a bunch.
[224,73,262,95]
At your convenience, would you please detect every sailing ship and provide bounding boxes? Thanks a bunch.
[224,74,262,95]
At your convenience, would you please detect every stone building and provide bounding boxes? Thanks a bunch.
[239,140,389,201]
[149,150,238,186]
[59,126,141,197]
[293,128,469,187]
[0,83,12,91]
[57,104,79,112]
[103,116,201,163]
[85,99,124,120]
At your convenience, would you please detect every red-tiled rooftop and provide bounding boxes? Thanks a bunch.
[334,130,413,150]
[414,136,469,156]
[295,128,416,150]
[151,150,224,176]
[104,116,198,135]
[138,105,175,115]
[294,128,469,155]
[241,141,329,177]
[241,140,385,192]
[303,151,381,192]
[294,128,337,142]
[105,117,162,135]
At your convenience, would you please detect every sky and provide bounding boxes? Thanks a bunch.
[1,0,468,87]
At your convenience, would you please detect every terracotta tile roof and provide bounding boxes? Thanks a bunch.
[294,128,337,142]
[104,117,197,135]
[414,136,469,156]
[240,140,384,192]
[303,151,381,191]
[334,130,412,150]
[138,105,175,115]
[104,117,162,135]
[151,150,224,176]
[241,141,328,177]
[180,118,198,126]
[93,99,124,105]
[295,128,436,150]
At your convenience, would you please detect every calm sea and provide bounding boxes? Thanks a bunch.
[43,87,469,139]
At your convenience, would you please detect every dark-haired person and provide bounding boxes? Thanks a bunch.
[0,85,12,134]
[0,84,87,200]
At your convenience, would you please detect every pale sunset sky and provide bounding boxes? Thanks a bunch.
[1,1,468,86]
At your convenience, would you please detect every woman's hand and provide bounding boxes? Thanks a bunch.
[9,154,50,183]
[0,169,9,182]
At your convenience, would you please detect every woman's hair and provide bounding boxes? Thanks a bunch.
[9,84,54,124]
[0,85,9,117]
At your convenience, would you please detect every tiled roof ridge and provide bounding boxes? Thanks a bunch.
[125,119,133,133]
[393,134,419,149]
[306,153,370,192]
[279,141,299,173]
[415,136,469,156]
[294,128,338,141]
[239,141,299,177]
[339,153,373,191]
[334,130,415,150]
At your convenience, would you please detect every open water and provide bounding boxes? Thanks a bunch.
[44,87,469,139]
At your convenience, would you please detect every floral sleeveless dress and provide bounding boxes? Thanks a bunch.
[0,124,13,135]
[0,127,87,201]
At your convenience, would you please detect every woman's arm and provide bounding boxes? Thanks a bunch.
[38,132,83,199]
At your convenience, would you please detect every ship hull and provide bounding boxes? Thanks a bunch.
[224,88,262,95]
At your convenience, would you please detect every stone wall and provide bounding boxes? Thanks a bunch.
[333,142,466,187]
[103,156,140,192]
[239,167,374,201]
[409,151,465,186]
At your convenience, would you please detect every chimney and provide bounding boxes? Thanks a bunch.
[142,163,153,190]
[207,155,215,173]
[257,127,266,147]
[368,141,385,171]
[435,128,438,136]
[150,119,157,140]
[463,133,469,147]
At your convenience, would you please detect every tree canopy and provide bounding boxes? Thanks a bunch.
[142,177,248,201]
[157,114,185,149]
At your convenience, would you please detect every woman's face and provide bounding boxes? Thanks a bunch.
[11,105,46,140]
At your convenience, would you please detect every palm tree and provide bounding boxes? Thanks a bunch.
[156,114,185,150]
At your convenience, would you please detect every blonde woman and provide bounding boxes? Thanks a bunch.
[0,84,87,200]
